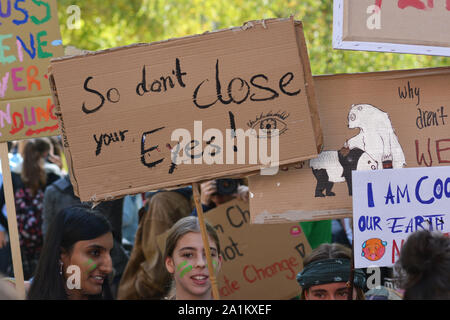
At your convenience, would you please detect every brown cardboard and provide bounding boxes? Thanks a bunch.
[294,21,323,154]
[0,0,63,142]
[49,18,322,202]
[0,96,58,140]
[250,66,450,223]
[158,199,311,299]
[343,0,450,48]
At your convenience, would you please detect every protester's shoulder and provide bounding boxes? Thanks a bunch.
[172,187,193,200]
[46,175,72,191]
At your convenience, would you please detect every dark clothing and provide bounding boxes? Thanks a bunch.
[0,171,59,233]
[0,209,7,232]
[171,187,193,202]
[42,176,81,236]
[146,187,193,201]
[0,171,59,279]
[190,202,216,216]
[43,175,124,243]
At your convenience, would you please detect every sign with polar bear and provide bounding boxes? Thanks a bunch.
[250,67,450,224]
[310,103,406,198]
[352,166,450,268]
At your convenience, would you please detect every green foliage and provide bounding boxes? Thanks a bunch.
[56,0,449,75]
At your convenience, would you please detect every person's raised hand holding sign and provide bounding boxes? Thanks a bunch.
[198,179,248,213]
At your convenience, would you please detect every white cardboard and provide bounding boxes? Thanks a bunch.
[352,166,450,268]
[333,0,450,57]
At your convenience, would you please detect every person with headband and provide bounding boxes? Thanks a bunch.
[296,243,366,300]
[164,216,222,300]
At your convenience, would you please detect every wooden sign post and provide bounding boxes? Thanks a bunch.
[0,143,25,299]
[0,0,64,298]
[192,182,220,300]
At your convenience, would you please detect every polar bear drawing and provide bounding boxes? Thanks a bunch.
[345,104,406,169]
[310,147,378,197]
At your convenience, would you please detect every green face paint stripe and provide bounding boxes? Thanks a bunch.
[177,261,188,272]
[85,259,97,273]
[179,265,193,278]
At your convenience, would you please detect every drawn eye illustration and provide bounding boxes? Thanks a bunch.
[260,118,277,130]
[251,116,287,138]
[349,113,356,121]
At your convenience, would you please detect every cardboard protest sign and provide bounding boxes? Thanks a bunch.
[352,166,450,268]
[250,67,450,223]
[333,0,450,56]
[0,0,63,141]
[48,18,322,202]
[205,200,311,299]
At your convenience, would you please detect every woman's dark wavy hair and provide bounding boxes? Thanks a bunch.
[395,230,450,300]
[27,205,113,300]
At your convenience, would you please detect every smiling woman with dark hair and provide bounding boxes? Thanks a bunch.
[27,205,114,300]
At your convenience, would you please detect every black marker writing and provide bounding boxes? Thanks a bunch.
[93,129,128,156]
[141,127,165,168]
[82,76,120,114]
[192,59,301,109]
[229,111,238,152]
[398,81,420,106]
[136,58,187,96]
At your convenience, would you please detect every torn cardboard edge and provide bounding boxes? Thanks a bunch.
[251,209,353,224]
[47,46,90,198]
[49,17,297,64]
[63,46,93,56]
[314,65,450,81]
[85,154,318,204]
[294,21,323,154]
[49,72,80,199]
